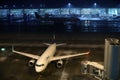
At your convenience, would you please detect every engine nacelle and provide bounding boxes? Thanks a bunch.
[56,60,63,68]
[28,59,36,67]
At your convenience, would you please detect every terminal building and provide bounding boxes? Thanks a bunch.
[0,0,120,20]
[0,8,120,19]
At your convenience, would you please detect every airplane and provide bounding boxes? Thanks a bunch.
[12,43,89,73]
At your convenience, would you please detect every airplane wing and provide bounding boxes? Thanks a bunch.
[12,49,40,59]
[50,51,89,61]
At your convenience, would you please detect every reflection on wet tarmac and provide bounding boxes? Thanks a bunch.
[0,19,120,33]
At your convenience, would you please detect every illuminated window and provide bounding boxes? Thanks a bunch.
[70,8,80,14]
[10,9,23,18]
[108,8,118,15]
[0,9,9,18]
[61,8,69,15]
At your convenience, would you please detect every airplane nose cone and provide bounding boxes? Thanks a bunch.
[35,66,44,73]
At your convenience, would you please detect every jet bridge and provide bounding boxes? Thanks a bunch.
[81,61,104,80]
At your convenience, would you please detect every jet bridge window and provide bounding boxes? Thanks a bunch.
[36,64,44,67]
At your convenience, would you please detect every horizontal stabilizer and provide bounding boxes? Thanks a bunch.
[43,43,52,46]
[56,43,66,46]
[43,43,66,46]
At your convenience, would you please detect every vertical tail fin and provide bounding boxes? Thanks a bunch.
[53,34,55,40]
[53,34,56,43]
[43,34,66,46]
[12,45,14,52]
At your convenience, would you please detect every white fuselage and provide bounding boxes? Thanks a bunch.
[35,43,56,72]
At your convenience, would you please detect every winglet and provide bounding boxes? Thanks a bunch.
[12,45,14,52]
[85,50,90,59]
[85,50,90,55]
[87,51,90,54]
[88,49,91,54]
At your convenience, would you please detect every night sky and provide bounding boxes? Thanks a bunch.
[0,0,120,8]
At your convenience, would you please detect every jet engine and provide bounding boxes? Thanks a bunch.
[28,59,36,67]
[56,60,63,68]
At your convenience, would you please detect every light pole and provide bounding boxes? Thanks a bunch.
[94,3,97,8]
[68,3,71,15]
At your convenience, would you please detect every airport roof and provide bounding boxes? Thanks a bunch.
[0,0,120,8]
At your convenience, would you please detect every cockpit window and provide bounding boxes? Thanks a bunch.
[36,64,44,67]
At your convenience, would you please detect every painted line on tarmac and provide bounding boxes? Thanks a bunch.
[60,59,69,80]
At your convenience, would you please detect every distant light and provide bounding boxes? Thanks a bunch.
[94,3,97,6]
[1,48,6,51]
[68,3,71,6]
[93,3,97,8]
[68,3,72,8]
[65,2,74,8]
